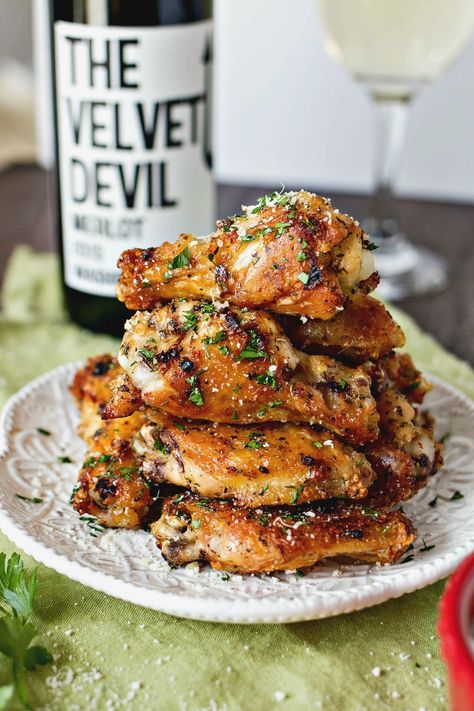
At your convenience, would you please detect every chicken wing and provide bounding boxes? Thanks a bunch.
[357,350,441,507]
[151,494,415,572]
[280,296,405,364]
[367,351,432,405]
[364,406,443,508]
[104,300,380,446]
[117,190,378,320]
[133,417,376,506]
[70,355,153,528]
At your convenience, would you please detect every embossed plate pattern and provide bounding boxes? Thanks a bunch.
[0,363,473,623]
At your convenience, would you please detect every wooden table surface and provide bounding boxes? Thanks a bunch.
[0,164,472,364]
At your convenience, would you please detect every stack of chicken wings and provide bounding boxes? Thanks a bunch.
[70,191,443,574]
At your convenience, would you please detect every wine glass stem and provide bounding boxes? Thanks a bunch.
[369,96,410,240]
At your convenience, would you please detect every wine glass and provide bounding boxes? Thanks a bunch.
[316,0,474,300]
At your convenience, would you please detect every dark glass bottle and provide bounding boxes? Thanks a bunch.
[49,0,214,335]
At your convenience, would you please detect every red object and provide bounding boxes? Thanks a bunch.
[439,551,474,710]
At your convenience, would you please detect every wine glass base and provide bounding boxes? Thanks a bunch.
[374,244,448,301]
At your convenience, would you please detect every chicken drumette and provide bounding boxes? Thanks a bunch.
[117,190,378,320]
[70,355,153,528]
[133,417,376,507]
[151,493,415,573]
[104,300,380,447]
[280,296,406,364]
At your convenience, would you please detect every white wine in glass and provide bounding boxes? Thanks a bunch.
[316,0,474,299]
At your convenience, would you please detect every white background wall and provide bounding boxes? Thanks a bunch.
[214,0,474,202]
[3,0,474,202]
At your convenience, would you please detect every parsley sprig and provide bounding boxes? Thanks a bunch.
[0,553,53,709]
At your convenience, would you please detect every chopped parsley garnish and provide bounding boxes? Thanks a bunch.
[186,374,204,406]
[173,494,184,504]
[339,379,348,389]
[450,490,464,501]
[268,400,283,408]
[256,408,267,417]
[250,191,290,214]
[362,508,379,518]
[244,432,265,450]
[138,347,155,364]
[240,234,257,242]
[275,221,291,234]
[237,347,266,360]
[119,467,136,475]
[57,456,72,464]
[218,345,230,356]
[36,427,51,436]
[154,437,168,455]
[69,484,80,505]
[191,519,201,529]
[79,515,105,537]
[232,410,239,421]
[236,329,267,360]
[98,454,112,463]
[259,484,269,495]
[366,241,379,251]
[201,302,216,314]
[296,251,307,262]
[169,246,191,269]
[419,538,435,553]
[173,420,186,431]
[195,498,215,512]
[297,272,309,285]
[312,441,323,449]
[287,484,304,505]
[15,494,43,504]
[202,331,226,345]
[83,453,112,468]
[404,380,421,392]
[256,370,277,388]
[183,310,198,332]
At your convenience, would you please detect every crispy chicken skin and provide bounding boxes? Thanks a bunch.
[280,296,406,364]
[365,412,444,508]
[368,351,432,405]
[104,300,380,446]
[70,356,153,528]
[117,190,378,320]
[361,354,442,507]
[151,494,416,572]
[133,417,376,507]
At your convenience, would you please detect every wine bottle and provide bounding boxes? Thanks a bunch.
[49,0,214,335]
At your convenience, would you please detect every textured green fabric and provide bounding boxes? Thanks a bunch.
[1,246,471,711]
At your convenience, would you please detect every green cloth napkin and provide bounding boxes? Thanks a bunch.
[1,246,472,711]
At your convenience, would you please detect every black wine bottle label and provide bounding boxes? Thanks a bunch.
[53,20,214,297]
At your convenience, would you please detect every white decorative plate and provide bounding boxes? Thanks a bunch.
[0,363,473,624]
